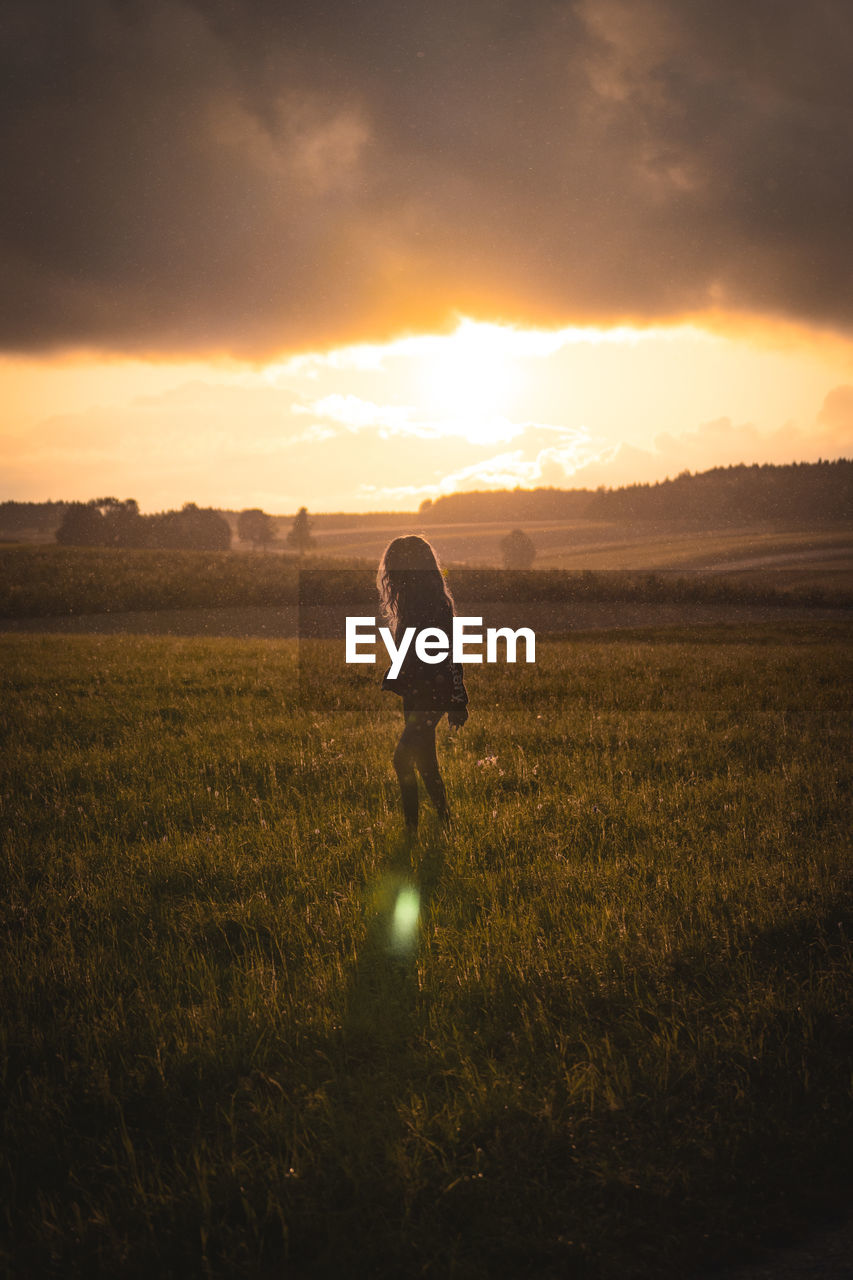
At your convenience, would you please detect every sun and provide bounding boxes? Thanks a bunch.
[416,321,522,438]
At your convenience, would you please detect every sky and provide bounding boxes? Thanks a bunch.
[2,0,853,512]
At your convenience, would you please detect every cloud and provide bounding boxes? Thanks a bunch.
[293,390,534,445]
[817,384,853,436]
[361,423,611,501]
[2,0,853,357]
[293,394,417,435]
[571,398,853,488]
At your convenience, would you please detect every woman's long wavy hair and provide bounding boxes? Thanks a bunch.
[377,535,455,635]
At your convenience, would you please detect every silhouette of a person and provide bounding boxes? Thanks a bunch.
[377,535,469,834]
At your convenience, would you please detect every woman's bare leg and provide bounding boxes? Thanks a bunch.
[393,705,449,830]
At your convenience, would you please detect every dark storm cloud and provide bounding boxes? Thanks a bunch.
[2,0,852,355]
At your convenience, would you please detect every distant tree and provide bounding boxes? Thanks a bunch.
[286,506,315,555]
[500,528,536,570]
[175,503,232,551]
[56,500,104,546]
[98,497,143,547]
[238,507,276,551]
[145,504,231,551]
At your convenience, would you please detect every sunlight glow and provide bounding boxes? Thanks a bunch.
[417,323,520,428]
[266,316,703,449]
[266,316,691,382]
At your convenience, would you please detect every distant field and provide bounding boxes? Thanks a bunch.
[2,627,851,1277]
[304,519,853,580]
[5,516,852,583]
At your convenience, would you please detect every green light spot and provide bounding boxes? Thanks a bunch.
[390,888,420,955]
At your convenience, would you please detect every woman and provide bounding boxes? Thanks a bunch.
[377,535,469,834]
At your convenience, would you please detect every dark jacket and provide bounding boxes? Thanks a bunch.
[380,600,469,711]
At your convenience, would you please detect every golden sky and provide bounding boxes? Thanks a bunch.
[2,1,852,510]
[3,318,852,511]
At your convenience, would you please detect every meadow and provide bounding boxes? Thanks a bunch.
[1,625,852,1277]
[311,519,853,584]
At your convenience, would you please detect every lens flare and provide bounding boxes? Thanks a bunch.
[390,887,420,956]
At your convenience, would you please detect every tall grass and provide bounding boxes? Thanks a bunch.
[2,546,851,620]
[1,627,851,1277]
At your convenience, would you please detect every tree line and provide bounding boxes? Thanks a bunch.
[0,500,68,535]
[46,498,318,554]
[55,498,232,551]
[419,459,852,526]
[587,459,852,526]
[418,487,593,523]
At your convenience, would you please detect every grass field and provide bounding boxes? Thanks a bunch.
[2,544,851,623]
[1,627,852,1277]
